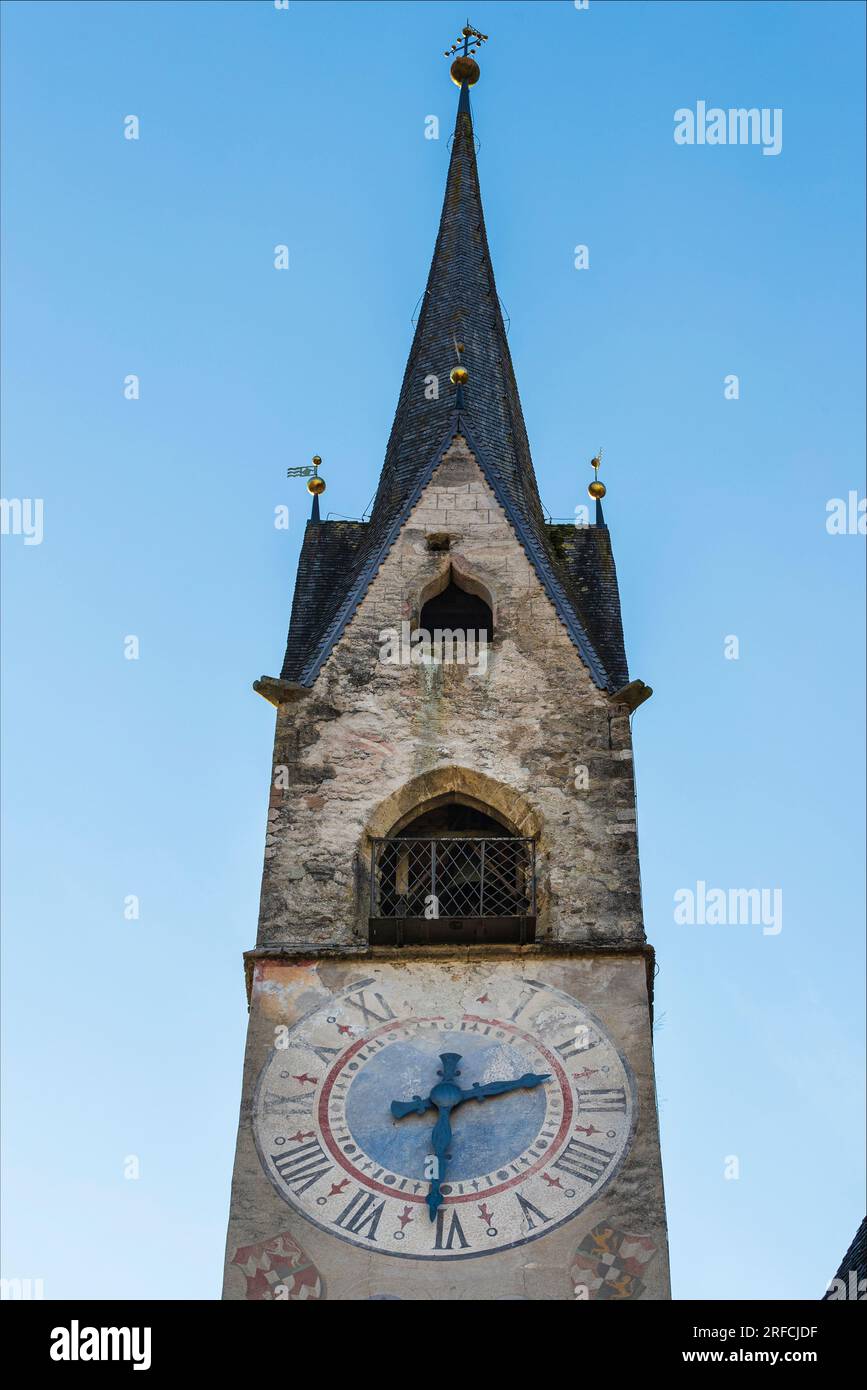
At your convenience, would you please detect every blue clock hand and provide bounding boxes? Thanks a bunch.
[426,1104,454,1222]
[425,1053,465,1222]
[391,1056,549,1223]
[390,1095,433,1120]
[463,1072,551,1102]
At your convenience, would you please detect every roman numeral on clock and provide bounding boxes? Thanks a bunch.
[552,1138,616,1184]
[575,1086,627,1113]
[261,1088,315,1118]
[343,990,397,1027]
[509,980,545,1021]
[554,1028,599,1058]
[515,1191,550,1230]
[272,1139,333,1195]
[334,1190,386,1241]
[434,1209,470,1250]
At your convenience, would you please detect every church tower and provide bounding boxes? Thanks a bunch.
[222,28,670,1302]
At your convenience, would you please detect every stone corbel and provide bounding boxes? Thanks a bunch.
[609,678,653,713]
[252,675,311,706]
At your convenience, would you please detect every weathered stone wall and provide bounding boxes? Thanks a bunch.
[260,437,642,949]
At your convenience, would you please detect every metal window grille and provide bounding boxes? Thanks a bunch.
[370,836,536,920]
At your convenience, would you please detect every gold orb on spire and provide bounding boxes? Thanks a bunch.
[307,454,326,495]
[450,55,480,86]
[450,366,469,386]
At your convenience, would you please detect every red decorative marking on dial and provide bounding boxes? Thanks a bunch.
[574,1123,601,1137]
[327,1179,350,1196]
[572,1067,600,1081]
[542,1174,564,1189]
[292,1073,318,1086]
[476,994,491,1004]
[288,1130,315,1143]
[478,1203,494,1225]
[397,1206,414,1230]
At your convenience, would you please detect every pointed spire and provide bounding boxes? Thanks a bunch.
[278,31,627,695]
[369,25,546,539]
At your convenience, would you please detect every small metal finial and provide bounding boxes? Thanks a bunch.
[588,449,606,500]
[450,338,469,387]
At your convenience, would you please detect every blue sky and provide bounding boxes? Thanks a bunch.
[2,0,864,1300]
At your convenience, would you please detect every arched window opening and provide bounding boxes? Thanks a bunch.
[369,797,535,945]
[419,575,492,644]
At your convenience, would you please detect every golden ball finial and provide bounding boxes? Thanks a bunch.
[307,455,325,495]
[450,365,469,386]
[450,55,480,87]
[588,480,606,500]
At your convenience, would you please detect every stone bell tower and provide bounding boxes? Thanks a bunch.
[222,26,670,1302]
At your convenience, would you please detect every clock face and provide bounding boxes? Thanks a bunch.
[252,971,637,1260]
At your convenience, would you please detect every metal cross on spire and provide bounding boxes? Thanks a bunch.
[444,20,488,89]
[443,20,488,60]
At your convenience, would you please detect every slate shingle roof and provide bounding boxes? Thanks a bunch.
[821,1216,867,1298]
[548,522,629,691]
[279,83,628,693]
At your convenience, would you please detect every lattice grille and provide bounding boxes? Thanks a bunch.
[371,837,535,919]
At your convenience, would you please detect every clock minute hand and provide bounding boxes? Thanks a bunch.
[463,1072,551,1102]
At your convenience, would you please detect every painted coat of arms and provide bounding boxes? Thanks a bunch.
[230,1231,324,1300]
[570,1222,658,1300]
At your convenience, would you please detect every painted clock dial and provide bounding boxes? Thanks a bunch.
[253,972,637,1260]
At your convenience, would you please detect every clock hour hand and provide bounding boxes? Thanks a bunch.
[463,1072,551,1102]
[390,1095,433,1120]
[426,1105,454,1222]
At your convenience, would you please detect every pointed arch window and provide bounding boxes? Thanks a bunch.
[419,572,492,644]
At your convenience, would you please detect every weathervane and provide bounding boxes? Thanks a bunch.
[287,454,326,498]
[445,20,488,87]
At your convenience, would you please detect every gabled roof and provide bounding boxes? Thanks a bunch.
[279,79,629,694]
